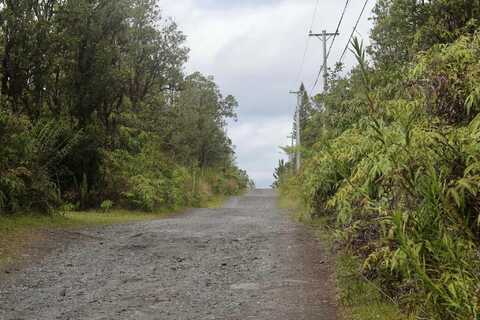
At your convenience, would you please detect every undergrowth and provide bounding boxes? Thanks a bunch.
[275,30,480,319]
[278,188,410,320]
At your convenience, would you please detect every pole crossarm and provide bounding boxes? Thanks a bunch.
[308,30,340,93]
[308,31,339,37]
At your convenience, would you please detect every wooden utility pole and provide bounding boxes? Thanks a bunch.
[309,30,340,93]
[289,90,302,172]
[288,126,294,164]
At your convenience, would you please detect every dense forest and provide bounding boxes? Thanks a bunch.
[0,0,250,214]
[276,0,480,319]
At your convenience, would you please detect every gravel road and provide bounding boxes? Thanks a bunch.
[0,189,337,320]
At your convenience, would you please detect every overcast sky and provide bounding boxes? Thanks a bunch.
[161,0,376,188]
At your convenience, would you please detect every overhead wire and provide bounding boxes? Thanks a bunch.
[339,0,370,64]
[290,0,321,147]
[294,0,320,86]
[327,0,351,62]
[309,61,325,93]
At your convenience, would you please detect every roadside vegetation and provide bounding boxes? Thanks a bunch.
[0,1,252,266]
[275,1,480,319]
[0,0,251,217]
[279,188,410,320]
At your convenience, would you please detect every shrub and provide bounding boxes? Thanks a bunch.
[281,35,480,319]
[0,110,62,214]
[100,200,114,213]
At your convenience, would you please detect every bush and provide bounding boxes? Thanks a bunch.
[100,200,114,213]
[280,35,480,319]
[0,110,61,214]
[100,139,248,212]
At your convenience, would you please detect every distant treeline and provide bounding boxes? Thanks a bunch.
[0,0,251,214]
[276,1,480,319]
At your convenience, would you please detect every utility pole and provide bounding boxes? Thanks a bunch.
[309,30,340,94]
[288,127,294,164]
[289,90,302,173]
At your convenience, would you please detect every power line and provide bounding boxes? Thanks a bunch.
[294,0,320,85]
[310,53,325,92]
[309,0,320,33]
[339,0,370,64]
[326,0,350,60]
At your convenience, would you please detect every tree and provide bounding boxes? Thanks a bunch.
[166,72,238,168]
[369,0,480,67]
[291,83,312,145]
[0,0,249,213]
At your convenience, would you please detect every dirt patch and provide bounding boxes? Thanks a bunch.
[0,229,106,276]
[0,230,49,272]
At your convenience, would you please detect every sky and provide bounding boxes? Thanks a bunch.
[161,0,376,188]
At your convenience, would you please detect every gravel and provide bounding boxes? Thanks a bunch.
[0,189,337,320]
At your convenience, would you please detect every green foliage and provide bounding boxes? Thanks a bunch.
[0,0,250,215]
[370,0,480,67]
[337,254,409,320]
[164,72,238,168]
[102,146,183,211]
[0,110,67,214]
[100,200,114,213]
[272,159,292,189]
[101,140,248,212]
[412,35,480,123]
[277,3,480,319]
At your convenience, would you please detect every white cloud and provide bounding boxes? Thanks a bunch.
[229,116,292,187]
[160,0,376,187]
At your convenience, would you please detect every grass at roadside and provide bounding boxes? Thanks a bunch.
[202,194,229,209]
[1,210,170,232]
[277,191,411,320]
[336,254,413,320]
[0,209,180,236]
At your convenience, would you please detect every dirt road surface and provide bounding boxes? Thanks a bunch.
[0,189,337,320]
